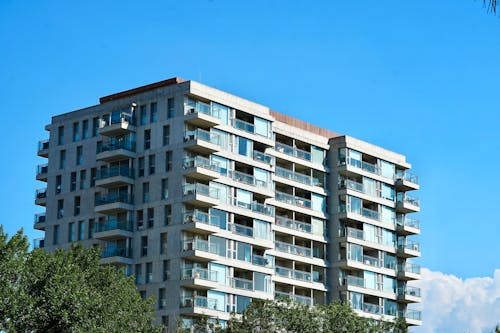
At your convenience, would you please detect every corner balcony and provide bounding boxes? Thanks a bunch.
[37,139,49,158]
[182,239,219,262]
[33,238,45,249]
[34,212,46,230]
[397,286,421,303]
[95,166,135,188]
[396,216,420,235]
[396,193,420,213]
[398,309,422,326]
[36,164,48,182]
[397,239,421,258]
[181,267,219,289]
[35,188,47,206]
[94,219,134,241]
[184,103,221,127]
[397,263,421,280]
[184,129,221,154]
[94,194,134,214]
[182,156,222,181]
[100,246,133,266]
[96,140,136,162]
[98,113,136,137]
[395,172,419,191]
[182,210,221,234]
[183,183,220,207]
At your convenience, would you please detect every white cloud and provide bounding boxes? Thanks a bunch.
[412,268,500,333]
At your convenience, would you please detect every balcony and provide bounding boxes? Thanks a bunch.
[33,238,45,249]
[184,129,221,154]
[182,239,219,262]
[100,246,133,265]
[183,156,222,181]
[96,139,136,162]
[398,309,422,326]
[227,276,254,291]
[94,193,134,214]
[95,166,135,188]
[35,188,47,206]
[275,167,324,191]
[37,139,49,158]
[228,170,273,193]
[275,216,312,234]
[34,212,46,230]
[275,191,312,210]
[181,267,219,289]
[339,204,395,227]
[397,286,421,303]
[184,100,221,127]
[182,210,221,234]
[397,240,421,258]
[36,164,48,182]
[397,263,421,280]
[395,171,419,191]
[231,197,275,217]
[396,193,420,213]
[340,158,385,179]
[275,291,313,306]
[94,219,134,241]
[343,252,386,271]
[275,266,314,282]
[253,150,274,165]
[396,216,420,235]
[180,296,222,312]
[343,276,396,295]
[275,241,312,258]
[183,183,220,207]
[98,112,136,137]
[275,142,311,162]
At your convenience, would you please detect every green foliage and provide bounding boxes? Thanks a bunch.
[0,227,161,333]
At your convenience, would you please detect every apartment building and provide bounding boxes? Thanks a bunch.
[34,77,422,330]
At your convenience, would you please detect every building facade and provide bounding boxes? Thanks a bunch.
[34,78,421,330]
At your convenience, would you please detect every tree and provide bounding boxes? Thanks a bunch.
[0,227,161,333]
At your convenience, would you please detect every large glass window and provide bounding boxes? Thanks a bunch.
[311,218,325,236]
[237,242,251,262]
[380,160,395,179]
[211,155,228,175]
[381,183,394,201]
[382,229,395,246]
[364,224,377,243]
[311,146,325,165]
[348,149,362,167]
[311,193,326,213]
[207,290,225,312]
[381,205,395,224]
[364,271,377,290]
[236,189,252,206]
[254,272,272,293]
[254,117,271,137]
[236,295,251,313]
[350,292,363,310]
[384,299,397,316]
[383,275,396,293]
[209,182,228,204]
[253,219,271,240]
[209,235,226,257]
[209,263,227,285]
[238,136,252,157]
[349,243,363,262]
[212,103,229,125]
[349,195,362,214]
[254,167,269,186]
[363,177,377,197]
[209,208,227,230]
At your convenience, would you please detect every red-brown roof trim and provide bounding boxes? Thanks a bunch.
[99,77,186,104]
[270,110,340,138]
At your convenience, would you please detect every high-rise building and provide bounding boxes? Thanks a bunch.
[34,77,421,330]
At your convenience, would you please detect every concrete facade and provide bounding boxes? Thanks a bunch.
[34,77,421,330]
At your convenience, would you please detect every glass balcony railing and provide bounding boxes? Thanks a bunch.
[397,286,421,297]
[275,291,313,305]
[275,191,312,209]
[35,188,47,200]
[95,219,133,232]
[184,101,214,117]
[396,172,419,185]
[95,193,133,206]
[275,266,312,282]
[183,210,221,227]
[397,239,421,252]
[229,170,271,189]
[101,246,132,258]
[253,150,274,165]
[95,166,135,180]
[398,310,422,321]
[343,158,384,177]
[183,183,220,199]
[397,262,421,274]
[183,156,222,173]
[34,212,46,224]
[180,296,220,310]
[184,128,221,146]
[275,240,312,257]
[100,111,135,128]
[347,252,382,268]
[252,254,272,267]
[182,239,219,254]
[38,139,49,152]
[397,193,420,207]
[363,303,382,315]
[396,216,420,229]
[339,204,391,224]
[275,166,322,188]
[275,142,311,161]
[96,139,136,153]
[33,238,45,249]
[234,118,255,134]
[228,276,254,291]
[36,164,48,176]
[231,197,275,216]
[275,216,312,234]
[229,223,254,237]
[182,267,218,282]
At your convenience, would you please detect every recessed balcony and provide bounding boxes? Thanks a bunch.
[397,286,421,303]
[253,150,275,166]
[182,156,222,181]
[98,112,136,137]
[36,164,48,182]
[183,183,220,207]
[228,170,273,196]
[37,140,49,158]
[94,194,134,214]
[275,166,324,190]
[94,219,134,241]
[35,188,47,206]
[95,166,135,188]
[96,139,136,162]
[183,129,221,154]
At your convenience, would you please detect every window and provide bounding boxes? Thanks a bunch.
[138,157,145,177]
[68,222,75,242]
[163,260,170,281]
[59,150,66,169]
[159,288,166,309]
[70,172,77,191]
[142,182,149,203]
[57,199,64,219]
[161,178,168,200]
[139,291,146,300]
[88,219,95,238]
[147,207,154,228]
[146,262,153,283]
[164,205,171,225]
[160,232,167,255]
[141,236,148,256]
[148,154,155,175]
[92,117,99,137]
[77,221,85,241]
[90,167,96,187]
[150,102,157,123]
[53,225,59,245]
[135,264,142,285]
[82,120,89,139]
[162,125,170,145]
[167,98,174,118]
[76,146,83,165]
[57,126,64,145]
[72,122,80,142]
[56,175,62,194]
[238,136,252,157]
[254,117,271,138]
[144,129,151,149]
[137,210,144,230]
[140,105,147,125]
[165,151,172,172]
[74,196,80,216]
[79,170,87,190]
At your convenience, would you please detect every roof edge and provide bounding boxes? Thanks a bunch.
[270,110,341,139]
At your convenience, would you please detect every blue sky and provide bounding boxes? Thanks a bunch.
[0,0,498,286]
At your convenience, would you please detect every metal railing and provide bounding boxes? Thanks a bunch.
[398,239,421,252]
[228,276,253,291]
[275,291,313,305]
[234,118,255,134]
[33,238,45,249]
[183,210,221,227]
[35,188,47,199]
[100,110,135,128]
[36,163,48,175]
[229,223,253,237]
[396,172,419,185]
[275,266,312,282]
[275,166,322,187]
[397,192,420,207]
[396,216,420,229]
[398,310,422,321]
[180,296,220,310]
[184,100,214,117]
[34,212,46,224]
[275,216,312,234]
[398,286,421,297]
